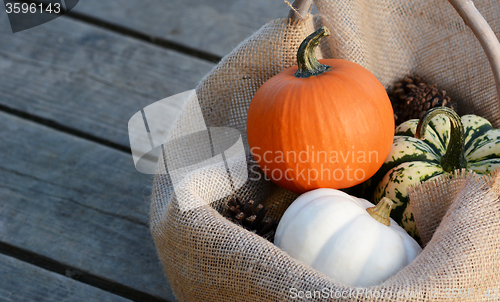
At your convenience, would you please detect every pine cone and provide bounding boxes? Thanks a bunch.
[389,75,455,125]
[222,196,279,242]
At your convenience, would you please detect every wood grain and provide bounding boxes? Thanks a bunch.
[0,253,132,302]
[0,111,177,301]
[0,10,214,148]
[70,0,288,58]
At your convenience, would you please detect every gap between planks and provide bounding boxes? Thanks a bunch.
[0,110,177,301]
[0,6,214,154]
[0,103,131,154]
[0,241,171,302]
[19,0,222,63]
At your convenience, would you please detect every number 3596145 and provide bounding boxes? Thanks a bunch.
[5,3,61,14]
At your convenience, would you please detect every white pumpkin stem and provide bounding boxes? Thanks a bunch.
[367,197,393,226]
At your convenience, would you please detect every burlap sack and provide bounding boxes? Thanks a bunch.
[150,0,500,300]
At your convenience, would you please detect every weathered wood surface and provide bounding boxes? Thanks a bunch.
[0,111,176,301]
[0,10,214,148]
[70,0,289,58]
[0,253,132,302]
[0,1,296,301]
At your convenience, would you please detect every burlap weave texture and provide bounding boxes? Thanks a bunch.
[151,0,500,301]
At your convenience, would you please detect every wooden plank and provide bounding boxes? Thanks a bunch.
[70,0,289,58]
[0,111,177,301]
[0,253,132,302]
[0,10,215,148]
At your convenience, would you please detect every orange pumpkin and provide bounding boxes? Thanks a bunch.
[246,26,394,194]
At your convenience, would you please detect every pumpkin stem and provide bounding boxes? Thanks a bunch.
[415,107,467,172]
[367,197,393,226]
[294,26,332,78]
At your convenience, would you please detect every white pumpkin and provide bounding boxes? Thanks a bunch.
[274,188,422,287]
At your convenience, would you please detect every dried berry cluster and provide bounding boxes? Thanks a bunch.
[223,196,279,242]
[389,75,454,125]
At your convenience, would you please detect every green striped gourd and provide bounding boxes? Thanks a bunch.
[371,107,500,239]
